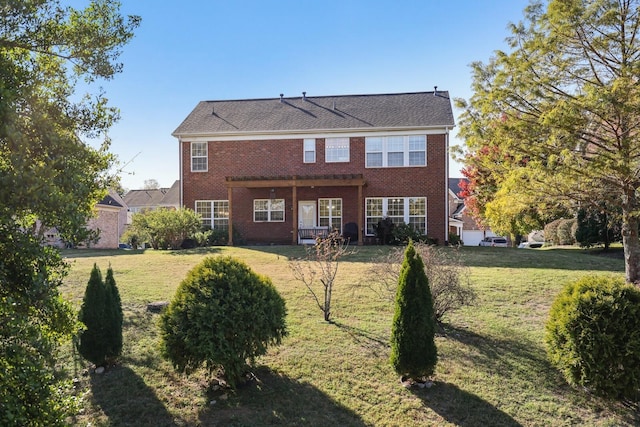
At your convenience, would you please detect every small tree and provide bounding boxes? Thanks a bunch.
[390,241,437,382]
[289,231,353,322]
[575,205,621,250]
[160,256,287,389]
[77,264,123,367]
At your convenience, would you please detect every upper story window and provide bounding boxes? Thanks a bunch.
[325,137,350,163]
[304,138,316,163]
[365,135,426,167]
[191,142,208,172]
[254,199,285,222]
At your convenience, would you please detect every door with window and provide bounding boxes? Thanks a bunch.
[298,201,317,228]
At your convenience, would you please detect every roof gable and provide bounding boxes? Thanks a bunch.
[449,177,468,199]
[173,91,455,137]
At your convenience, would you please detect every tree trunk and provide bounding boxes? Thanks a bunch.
[621,192,640,284]
[324,284,332,322]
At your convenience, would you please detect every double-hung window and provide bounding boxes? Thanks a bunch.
[365,135,426,167]
[303,139,316,163]
[365,197,426,235]
[195,200,229,230]
[191,142,208,172]
[325,137,350,163]
[195,200,229,229]
[254,199,285,222]
[319,198,342,232]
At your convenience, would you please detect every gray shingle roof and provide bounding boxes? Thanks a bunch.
[123,180,180,208]
[449,177,467,198]
[173,91,454,136]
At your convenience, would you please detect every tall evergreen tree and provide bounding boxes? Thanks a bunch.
[390,241,438,381]
[104,266,123,360]
[78,264,108,366]
[77,264,123,366]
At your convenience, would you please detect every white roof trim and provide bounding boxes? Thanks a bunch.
[174,126,452,142]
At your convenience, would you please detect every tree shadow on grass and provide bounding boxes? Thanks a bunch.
[89,366,182,427]
[332,320,389,357]
[197,366,368,427]
[167,247,222,256]
[440,323,640,425]
[459,246,625,272]
[61,248,150,258]
[441,323,564,391]
[415,381,523,427]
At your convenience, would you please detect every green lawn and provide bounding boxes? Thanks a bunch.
[59,245,638,426]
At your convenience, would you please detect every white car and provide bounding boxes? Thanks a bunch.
[478,236,508,247]
[518,241,545,249]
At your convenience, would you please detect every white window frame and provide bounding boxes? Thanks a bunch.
[325,137,350,163]
[195,200,229,229]
[365,135,426,168]
[318,198,342,232]
[365,197,427,236]
[253,199,285,222]
[303,138,316,163]
[191,141,208,172]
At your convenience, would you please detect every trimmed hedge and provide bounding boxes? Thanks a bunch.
[545,275,640,399]
[160,256,287,388]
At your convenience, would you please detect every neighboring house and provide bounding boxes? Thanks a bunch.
[123,180,180,223]
[172,91,455,245]
[42,190,128,249]
[86,191,129,249]
[448,177,496,246]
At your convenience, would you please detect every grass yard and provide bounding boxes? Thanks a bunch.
[58,245,639,426]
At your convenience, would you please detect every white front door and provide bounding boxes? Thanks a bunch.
[298,201,316,228]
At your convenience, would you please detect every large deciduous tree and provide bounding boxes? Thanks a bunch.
[0,1,139,424]
[457,0,640,282]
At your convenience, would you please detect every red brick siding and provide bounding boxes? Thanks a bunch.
[182,134,447,244]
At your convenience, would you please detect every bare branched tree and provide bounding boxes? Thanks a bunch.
[357,242,476,324]
[289,231,354,322]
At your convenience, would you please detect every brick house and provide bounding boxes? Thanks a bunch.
[172,91,454,245]
[86,191,128,249]
[42,190,128,249]
[448,177,496,246]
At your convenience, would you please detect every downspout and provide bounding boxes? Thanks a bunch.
[444,127,450,245]
[178,137,183,208]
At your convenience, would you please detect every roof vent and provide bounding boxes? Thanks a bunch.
[280,93,284,102]
[434,86,438,96]
[333,100,336,110]
[302,91,307,100]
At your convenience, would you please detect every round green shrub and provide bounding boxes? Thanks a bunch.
[159,256,287,388]
[545,275,640,399]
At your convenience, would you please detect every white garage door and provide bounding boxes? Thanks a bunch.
[461,230,485,246]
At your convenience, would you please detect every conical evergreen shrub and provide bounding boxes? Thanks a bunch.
[390,240,438,381]
[104,266,123,361]
[77,264,123,367]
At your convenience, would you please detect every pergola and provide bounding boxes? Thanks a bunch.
[225,174,366,245]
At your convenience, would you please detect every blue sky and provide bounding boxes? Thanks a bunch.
[91,0,532,190]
